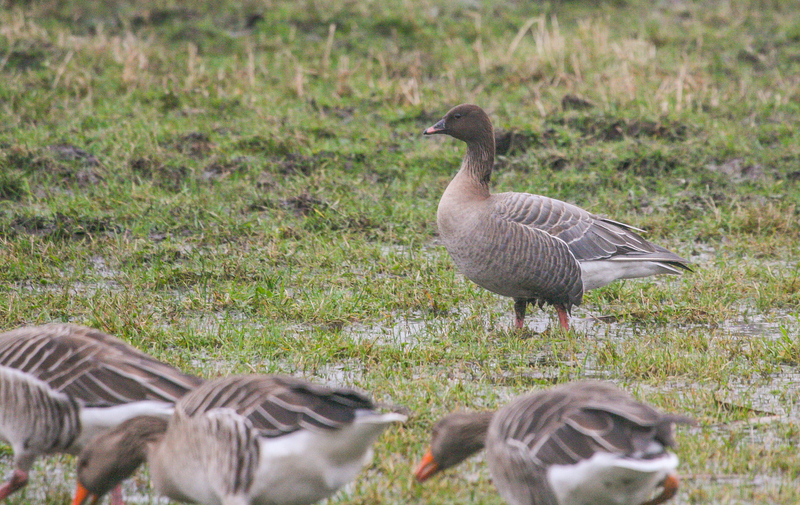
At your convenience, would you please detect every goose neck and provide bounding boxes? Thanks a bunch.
[458,139,494,193]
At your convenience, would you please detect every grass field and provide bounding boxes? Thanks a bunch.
[1,0,799,503]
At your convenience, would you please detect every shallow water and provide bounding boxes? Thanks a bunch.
[4,284,800,504]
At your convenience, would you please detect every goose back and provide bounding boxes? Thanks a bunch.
[151,409,261,504]
[487,382,692,505]
[177,374,375,437]
[494,193,688,267]
[0,324,204,406]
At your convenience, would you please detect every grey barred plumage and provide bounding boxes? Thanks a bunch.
[425,104,691,330]
[488,382,691,468]
[153,409,261,499]
[74,374,406,505]
[177,374,375,437]
[415,381,693,505]
[0,323,203,406]
[0,323,203,502]
[0,367,80,459]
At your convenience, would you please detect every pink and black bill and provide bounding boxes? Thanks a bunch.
[423,118,447,135]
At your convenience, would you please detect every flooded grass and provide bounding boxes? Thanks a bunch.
[2,0,800,503]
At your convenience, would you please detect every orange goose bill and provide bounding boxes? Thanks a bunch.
[414,449,439,482]
[425,104,691,331]
[73,374,406,505]
[414,381,694,505]
[0,324,203,503]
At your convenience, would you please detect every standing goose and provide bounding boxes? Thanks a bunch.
[415,381,693,505]
[424,104,691,330]
[73,374,407,505]
[0,323,203,503]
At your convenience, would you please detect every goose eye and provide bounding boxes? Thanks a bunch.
[454,114,462,119]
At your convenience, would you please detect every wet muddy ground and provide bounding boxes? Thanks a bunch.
[4,0,800,503]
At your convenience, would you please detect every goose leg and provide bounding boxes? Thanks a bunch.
[513,299,528,329]
[554,304,570,331]
[0,469,28,499]
[641,473,679,505]
[110,484,125,505]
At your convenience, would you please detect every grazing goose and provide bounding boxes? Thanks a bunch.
[73,374,407,505]
[415,381,693,505]
[0,323,203,503]
[424,104,691,330]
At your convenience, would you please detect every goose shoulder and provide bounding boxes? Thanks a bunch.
[151,408,261,503]
[0,324,203,406]
[0,365,80,459]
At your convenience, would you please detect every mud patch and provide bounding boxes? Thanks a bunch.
[309,99,356,120]
[280,193,328,217]
[1,39,56,71]
[130,156,190,191]
[271,153,318,175]
[130,8,199,28]
[5,145,104,186]
[615,149,679,176]
[202,156,252,182]
[551,115,690,142]
[236,135,300,157]
[706,158,764,182]
[494,130,541,156]
[561,93,595,111]
[166,132,215,158]
[47,144,101,166]
[8,213,123,239]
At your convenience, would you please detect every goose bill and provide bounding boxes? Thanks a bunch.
[642,473,680,505]
[72,483,100,505]
[423,119,446,135]
[414,449,440,482]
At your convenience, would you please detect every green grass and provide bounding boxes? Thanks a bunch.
[1,0,800,503]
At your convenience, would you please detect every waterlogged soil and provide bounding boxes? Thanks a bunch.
[3,1,800,503]
[2,288,799,504]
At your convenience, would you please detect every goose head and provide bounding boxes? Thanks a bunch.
[414,411,493,482]
[73,416,168,505]
[424,104,493,145]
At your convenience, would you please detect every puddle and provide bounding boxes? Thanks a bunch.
[4,251,799,504]
[720,310,798,340]
[345,313,433,345]
[711,369,800,420]
[307,359,367,385]
[15,255,124,297]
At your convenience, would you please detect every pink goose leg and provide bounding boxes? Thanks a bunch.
[555,304,570,331]
[0,469,28,500]
[110,484,125,505]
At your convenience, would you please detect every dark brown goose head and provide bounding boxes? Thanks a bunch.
[73,416,168,505]
[414,411,494,482]
[424,104,495,186]
[423,104,494,145]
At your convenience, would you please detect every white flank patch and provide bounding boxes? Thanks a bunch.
[75,401,174,449]
[249,411,404,505]
[547,452,679,505]
[580,260,681,291]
